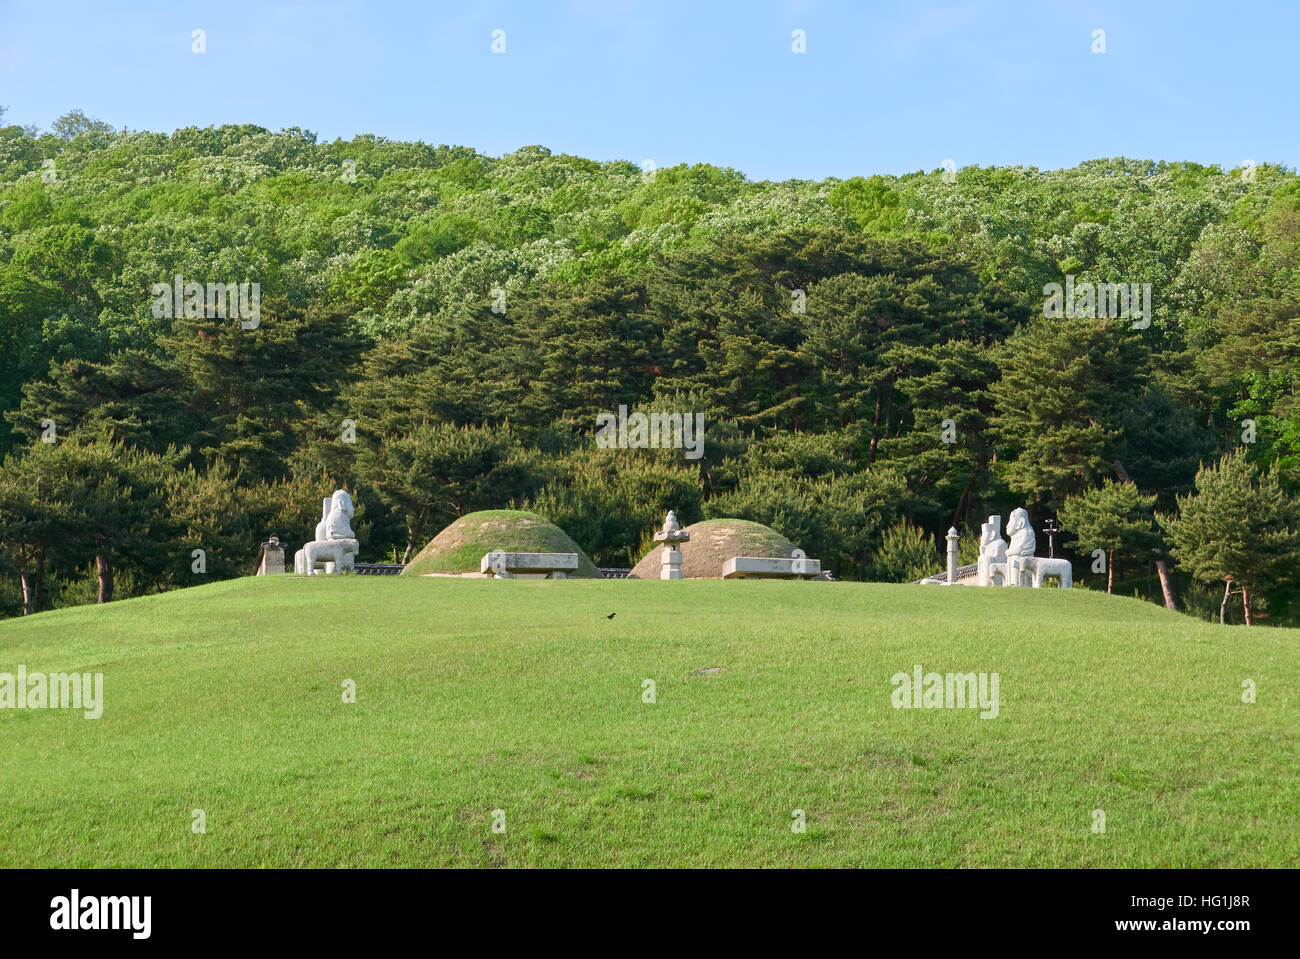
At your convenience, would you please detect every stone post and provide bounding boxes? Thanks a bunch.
[945,527,959,584]
[487,550,513,579]
[257,536,285,575]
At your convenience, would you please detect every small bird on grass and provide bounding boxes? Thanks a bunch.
[604,613,616,619]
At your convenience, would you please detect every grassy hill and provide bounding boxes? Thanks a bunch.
[1,576,1296,867]
[401,510,601,577]
[627,518,804,579]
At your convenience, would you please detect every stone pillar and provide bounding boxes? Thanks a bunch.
[945,527,959,584]
[661,545,683,580]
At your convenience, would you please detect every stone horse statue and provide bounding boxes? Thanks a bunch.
[294,489,360,575]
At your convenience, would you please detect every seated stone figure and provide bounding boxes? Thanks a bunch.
[294,490,360,576]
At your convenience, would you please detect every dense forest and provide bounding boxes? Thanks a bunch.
[1,110,1298,623]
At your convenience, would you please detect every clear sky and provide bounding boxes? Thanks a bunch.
[1,0,1295,182]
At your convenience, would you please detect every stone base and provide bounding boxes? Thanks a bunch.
[978,556,1071,588]
[295,539,359,576]
[721,553,821,579]
[480,551,579,578]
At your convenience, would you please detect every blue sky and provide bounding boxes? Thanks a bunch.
[1,0,1295,182]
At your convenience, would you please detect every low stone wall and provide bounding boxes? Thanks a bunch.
[354,563,405,576]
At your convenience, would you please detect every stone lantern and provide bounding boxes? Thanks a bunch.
[653,511,691,580]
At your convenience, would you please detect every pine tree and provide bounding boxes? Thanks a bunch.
[0,444,71,614]
[991,317,1148,506]
[871,521,939,583]
[1161,450,1300,624]
[50,441,182,603]
[1058,480,1159,593]
[164,300,365,484]
[353,420,523,562]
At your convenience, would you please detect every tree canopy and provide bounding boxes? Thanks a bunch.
[0,118,1297,622]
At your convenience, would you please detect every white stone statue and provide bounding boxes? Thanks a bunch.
[319,490,356,541]
[294,489,360,575]
[959,509,1072,589]
[980,516,1007,563]
[997,508,1073,588]
[1007,508,1035,559]
[1004,507,1036,586]
[977,515,1008,586]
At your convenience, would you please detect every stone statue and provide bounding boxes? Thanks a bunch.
[318,490,356,541]
[977,515,1008,586]
[980,516,1007,563]
[1006,508,1035,558]
[1004,507,1036,586]
[294,489,360,575]
[955,509,1072,589]
[1001,508,1072,588]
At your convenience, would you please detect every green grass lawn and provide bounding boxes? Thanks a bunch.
[1,576,1296,867]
